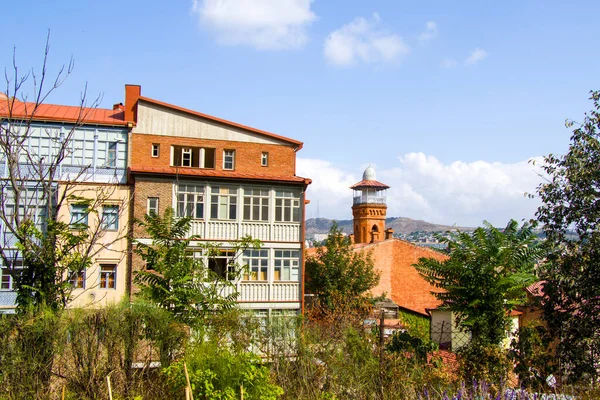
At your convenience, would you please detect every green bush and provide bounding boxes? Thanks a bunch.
[163,339,283,400]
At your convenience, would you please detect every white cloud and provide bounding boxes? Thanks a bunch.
[298,153,545,227]
[465,48,488,65]
[191,0,316,50]
[441,58,457,68]
[418,21,437,42]
[323,13,409,67]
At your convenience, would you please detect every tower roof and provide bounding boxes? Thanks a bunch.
[350,165,390,189]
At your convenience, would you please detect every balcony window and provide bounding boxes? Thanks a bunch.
[275,191,300,223]
[172,146,215,168]
[102,205,119,231]
[207,249,236,280]
[107,142,117,167]
[243,189,269,222]
[274,250,299,281]
[210,186,237,220]
[0,260,22,290]
[100,264,116,289]
[243,249,268,281]
[223,150,235,170]
[177,184,205,219]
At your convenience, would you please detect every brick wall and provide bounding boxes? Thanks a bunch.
[130,133,297,177]
[132,177,173,239]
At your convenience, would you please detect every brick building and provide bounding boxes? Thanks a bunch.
[125,85,311,316]
[347,166,448,317]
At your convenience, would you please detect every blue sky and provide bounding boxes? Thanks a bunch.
[2,1,599,226]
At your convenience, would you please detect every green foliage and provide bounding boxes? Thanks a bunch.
[397,309,431,342]
[163,340,283,400]
[509,322,556,391]
[387,331,436,364]
[305,222,379,309]
[134,207,261,326]
[414,220,542,348]
[458,343,512,386]
[0,307,60,399]
[536,90,600,384]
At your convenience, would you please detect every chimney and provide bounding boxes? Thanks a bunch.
[385,228,394,240]
[124,84,141,124]
[113,102,124,111]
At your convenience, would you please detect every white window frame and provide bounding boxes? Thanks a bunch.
[177,184,205,219]
[151,143,160,158]
[243,188,269,222]
[261,152,268,167]
[1,260,22,290]
[243,249,269,281]
[69,268,86,289]
[181,148,192,167]
[274,250,300,281]
[275,191,300,223]
[99,264,117,289]
[147,197,159,216]
[70,204,89,226]
[107,142,118,167]
[223,150,235,170]
[210,186,237,220]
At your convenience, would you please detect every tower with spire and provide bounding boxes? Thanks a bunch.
[350,166,390,244]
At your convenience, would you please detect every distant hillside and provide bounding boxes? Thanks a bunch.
[306,217,472,236]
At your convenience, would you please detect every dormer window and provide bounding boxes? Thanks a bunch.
[172,146,215,168]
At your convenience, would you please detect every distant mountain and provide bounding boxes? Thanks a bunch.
[306,217,472,236]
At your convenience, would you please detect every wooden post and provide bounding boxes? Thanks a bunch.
[379,309,385,400]
[185,386,190,400]
[61,385,65,400]
[184,362,194,400]
[106,373,113,400]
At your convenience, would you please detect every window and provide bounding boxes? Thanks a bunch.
[172,146,215,168]
[100,264,116,289]
[243,188,269,222]
[70,204,89,226]
[261,152,268,166]
[107,142,117,167]
[223,150,235,170]
[207,249,236,280]
[243,249,268,281]
[210,186,237,220]
[147,197,159,216]
[275,191,300,223]
[182,147,192,167]
[274,250,300,281]
[102,205,119,230]
[1,259,22,290]
[177,184,204,219]
[151,143,160,158]
[69,269,86,289]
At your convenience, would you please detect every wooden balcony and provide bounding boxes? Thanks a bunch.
[220,282,301,303]
[188,220,300,242]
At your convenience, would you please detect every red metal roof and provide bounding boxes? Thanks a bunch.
[0,99,127,126]
[130,165,311,185]
[137,96,304,150]
[350,179,390,190]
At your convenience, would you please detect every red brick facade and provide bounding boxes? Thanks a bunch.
[130,133,297,178]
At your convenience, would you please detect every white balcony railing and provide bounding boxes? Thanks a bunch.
[219,282,301,303]
[189,220,300,242]
[353,195,386,205]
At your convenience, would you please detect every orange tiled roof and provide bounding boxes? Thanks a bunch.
[355,238,448,316]
[0,99,127,126]
[130,165,311,185]
[350,179,390,190]
[526,281,545,297]
[138,96,304,149]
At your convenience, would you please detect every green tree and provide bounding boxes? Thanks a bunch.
[305,222,379,308]
[414,220,542,347]
[134,207,260,326]
[535,90,600,383]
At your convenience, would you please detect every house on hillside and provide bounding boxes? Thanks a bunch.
[125,85,311,318]
[0,98,131,312]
